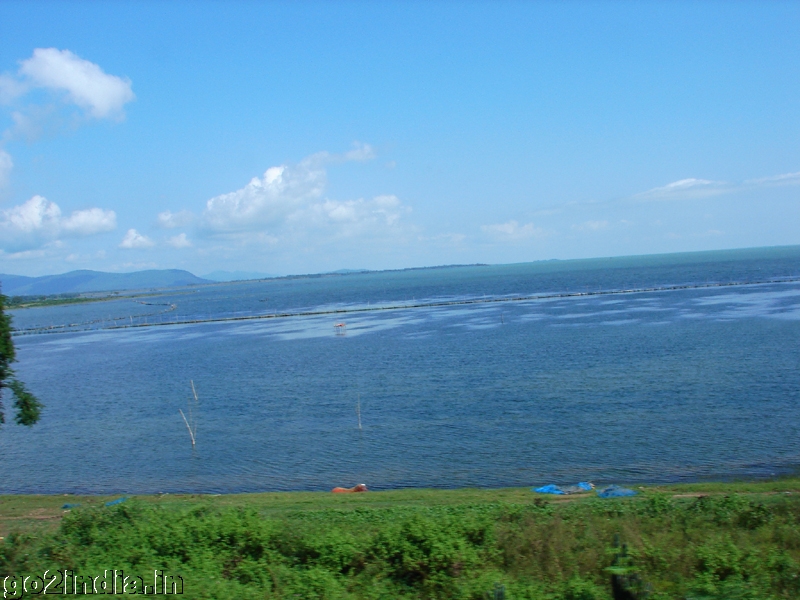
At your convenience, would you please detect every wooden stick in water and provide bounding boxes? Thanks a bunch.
[190,380,199,441]
[179,380,199,447]
[179,409,196,447]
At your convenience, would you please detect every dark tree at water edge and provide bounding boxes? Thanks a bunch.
[0,288,42,427]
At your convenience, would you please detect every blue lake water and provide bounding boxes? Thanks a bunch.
[1,246,799,494]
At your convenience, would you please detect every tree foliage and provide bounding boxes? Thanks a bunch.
[0,289,42,427]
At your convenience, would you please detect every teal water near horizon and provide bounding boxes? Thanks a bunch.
[1,246,799,494]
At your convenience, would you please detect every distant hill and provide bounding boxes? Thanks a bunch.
[0,269,211,296]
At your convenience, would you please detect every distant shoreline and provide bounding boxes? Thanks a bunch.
[11,274,800,335]
[3,243,798,297]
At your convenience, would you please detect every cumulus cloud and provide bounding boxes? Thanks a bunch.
[167,233,192,248]
[157,209,194,229]
[119,229,155,249]
[203,159,327,233]
[481,220,544,241]
[1,195,60,237]
[62,207,117,235]
[0,195,116,252]
[197,147,408,240]
[17,48,135,119]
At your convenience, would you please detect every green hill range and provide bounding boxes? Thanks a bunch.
[0,269,211,296]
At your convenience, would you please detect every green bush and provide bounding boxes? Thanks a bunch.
[2,492,800,599]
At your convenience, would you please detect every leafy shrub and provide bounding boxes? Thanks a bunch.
[3,492,800,598]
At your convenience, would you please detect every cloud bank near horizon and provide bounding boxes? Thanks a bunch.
[146,144,413,255]
[0,195,116,254]
[2,133,799,272]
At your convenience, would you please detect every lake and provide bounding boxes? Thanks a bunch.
[2,246,799,494]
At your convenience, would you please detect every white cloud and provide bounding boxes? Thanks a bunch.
[635,178,728,200]
[0,149,12,187]
[119,228,154,249]
[1,195,61,236]
[157,209,194,229]
[572,220,609,232]
[481,220,544,241]
[167,233,192,248]
[630,170,800,203]
[18,48,135,119]
[745,171,800,186]
[203,159,327,233]
[660,178,716,190]
[61,207,116,235]
[0,49,135,184]
[199,148,407,240]
[0,195,116,252]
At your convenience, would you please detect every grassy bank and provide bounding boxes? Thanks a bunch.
[2,479,800,599]
[5,294,115,309]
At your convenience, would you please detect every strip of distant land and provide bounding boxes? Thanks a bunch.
[0,269,211,297]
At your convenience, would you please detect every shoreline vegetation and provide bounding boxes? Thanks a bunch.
[5,290,190,310]
[2,478,799,599]
[5,294,120,309]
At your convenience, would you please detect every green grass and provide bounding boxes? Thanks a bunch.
[5,290,180,309]
[5,295,114,309]
[2,479,800,599]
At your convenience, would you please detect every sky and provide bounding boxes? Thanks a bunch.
[0,1,798,277]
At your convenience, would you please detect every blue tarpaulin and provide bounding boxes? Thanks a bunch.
[105,497,127,506]
[597,485,637,498]
[533,482,594,495]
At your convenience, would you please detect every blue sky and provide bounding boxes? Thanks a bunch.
[0,1,798,277]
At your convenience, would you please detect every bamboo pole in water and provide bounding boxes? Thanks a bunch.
[179,380,199,448]
[179,409,195,447]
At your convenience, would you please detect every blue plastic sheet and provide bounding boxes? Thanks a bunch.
[105,497,127,506]
[597,485,637,498]
[61,503,81,509]
[533,482,594,495]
